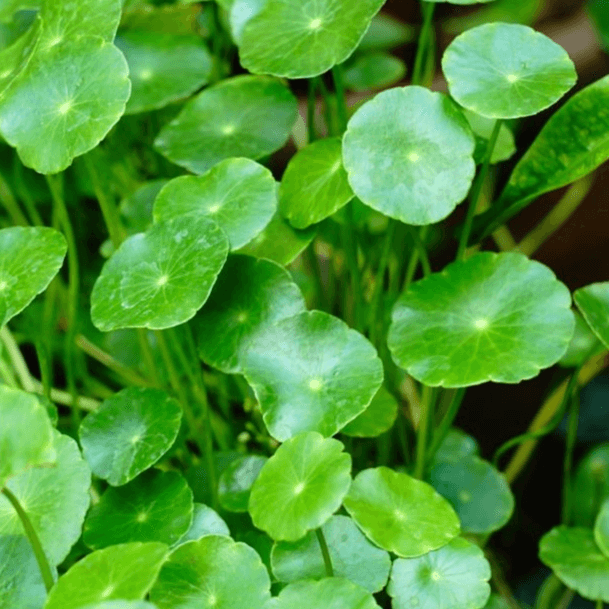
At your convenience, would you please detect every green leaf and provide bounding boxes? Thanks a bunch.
[595,499,609,558]
[442,23,576,119]
[83,469,193,549]
[219,455,267,513]
[248,432,352,541]
[388,537,491,609]
[588,0,609,50]
[120,180,167,235]
[464,109,516,165]
[172,503,230,548]
[342,86,475,226]
[388,252,575,387]
[80,603,158,609]
[423,0,494,3]
[0,15,41,95]
[194,255,306,374]
[0,1,39,23]
[559,311,603,368]
[341,386,398,438]
[343,467,460,558]
[0,226,66,326]
[271,515,391,593]
[482,595,510,609]
[79,387,183,486]
[444,0,543,34]
[237,212,316,265]
[279,137,354,229]
[573,444,609,527]
[153,158,276,249]
[574,282,609,350]
[428,456,514,534]
[44,542,169,609]
[90,215,229,331]
[0,385,55,489]
[539,526,609,602]
[228,0,265,43]
[116,31,212,115]
[433,429,480,463]
[357,13,414,51]
[243,310,383,441]
[238,0,385,79]
[149,535,271,609]
[343,52,406,92]
[154,75,297,175]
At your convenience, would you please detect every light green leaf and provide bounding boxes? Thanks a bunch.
[341,386,398,438]
[357,13,414,51]
[154,158,276,249]
[219,455,267,513]
[271,515,391,593]
[194,255,306,374]
[0,1,39,23]
[83,469,193,549]
[150,535,271,609]
[342,86,475,226]
[464,109,516,165]
[0,385,55,489]
[343,467,460,558]
[388,252,575,387]
[0,226,66,327]
[172,503,230,548]
[559,311,603,368]
[0,15,40,95]
[574,282,609,350]
[154,75,297,175]
[388,537,491,609]
[573,444,609,527]
[228,0,265,43]
[238,0,385,79]
[91,215,229,331]
[343,52,406,92]
[243,310,383,441]
[80,603,158,609]
[434,429,480,463]
[442,23,576,119]
[79,387,183,486]
[279,137,354,229]
[249,432,351,541]
[116,31,212,114]
[595,499,609,558]
[44,542,169,609]
[539,526,609,602]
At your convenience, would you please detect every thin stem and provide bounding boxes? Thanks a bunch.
[457,119,502,260]
[341,203,363,330]
[317,77,336,136]
[402,227,429,293]
[414,384,434,479]
[0,326,35,391]
[426,387,466,465]
[304,244,327,311]
[412,3,435,86]
[331,65,348,133]
[154,330,189,405]
[315,528,334,577]
[307,78,319,143]
[0,358,18,386]
[597,600,604,609]
[1,487,54,592]
[137,329,161,386]
[35,341,52,400]
[562,389,580,524]
[407,226,431,276]
[0,169,29,225]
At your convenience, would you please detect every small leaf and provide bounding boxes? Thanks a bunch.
[44,542,169,609]
[154,75,297,175]
[154,158,276,249]
[388,537,491,609]
[539,526,609,602]
[249,432,352,541]
[150,535,271,609]
[595,499,609,558]
[559,312,603,368]
[442,23,576,119]
[433,428,480,463]
[388,252,574,387]
[83,469,193,549]
[343,467,460,558]
[343,52,406,92]
[589,0,609,49]
[574,282,609,350]
[91,215,229,331]
[219,455,267,513]
[79,387,183,486]
[80,603,158,609]
[357,13,414,51]
[342,86,475,226]
[172,503,230,548]
[573,443,609,527]
[243,310,383,441]
[271,515,391,593]
[341,386,398,438]
[464,109,516,165]
[120,180,167,235]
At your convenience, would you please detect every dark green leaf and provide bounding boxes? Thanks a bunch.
[573,444,609,527]
[559,312,603,368]
[341,386,398,438]
[574,282,609,350]
[120,180,167,235]
[219,455,267,513]
[588,0,609,50]
[343,52,406,92]
[357,13,414,51]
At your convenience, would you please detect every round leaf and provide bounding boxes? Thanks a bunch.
[238,0,385,79]
[91,215,229,331]
[81,603,158,609]
[79,387,183,486]
[153,158,277,249]
[574,282,609,350]
[539,526,609,602]
[279,137,354,229]
[83,469,193,549]
[173,503,230,548]
[595,499,609,558]
[341,386,398,438]
[0,226,66,326]
[343,467,460,558]
[154,75,297,175]
[388,252,575,387]
[357,13,414,51]
[342,86,475,226]
[116,30,212,115]
[573,444,609,527]
[271,515,391,593]
[150,535,271,609]
[559,311,603,368]
[219,455,267,512]
[343,52,406,92]
[433,428,480,463]
[243,310,383,441]
[193,255,306,374]
[44,542,169,609]
[442,23,576,119]
[248,432,352,541]
[388,537,491,609]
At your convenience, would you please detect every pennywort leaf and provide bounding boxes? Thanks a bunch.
[595,499,609,558]
[172,503,230,548]
[574,281,609,350]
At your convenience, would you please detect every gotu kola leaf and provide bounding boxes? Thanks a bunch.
[218,455,267,513]
[172,503,230,548]
[341,386,398,438]
[574,281,609,350]
[343,52,406,92]
[572,443,609,527]
[595,499,609,558]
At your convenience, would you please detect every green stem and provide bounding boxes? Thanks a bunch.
[597,600,604,609]
[0,169,29,225]
[0,358,18,387]
[407,226,431,276]
[412,3,436,86]
[317,77,336,136]
[35,341,52,400]
[304,244,327,311]
[457,119,502,260]
[397,411,412,466]
[307,78,319,143]
[315,528,334,577]
[414,384,434,479]
[154,330,189,405]
[562,388,580,524]
[341,203,363,330]
[426,387,466,465]
[331,65,348,132]
[0,326,35,391]
[1,487,54,592]
[137,329,161,386]
[369,221,396,345]
[402,227,429,293]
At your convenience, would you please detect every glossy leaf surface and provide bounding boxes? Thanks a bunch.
[172,503,230,548]
[342,386,398,438]
[219,455,267,512]
[595,499,609,558]
[434,429,480,463]
[574,282,609,350]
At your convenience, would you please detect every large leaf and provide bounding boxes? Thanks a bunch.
[243,310,383,441]
[238,0,385,79]
[343,467,460,558]
[248,432,351,541]
[342,86,475,226]
[91,215,229,331]
[154,75,297,175]
[388,252,574,387]
[79,387,183,486]
[574,282,609,350]
[218,455,267,513]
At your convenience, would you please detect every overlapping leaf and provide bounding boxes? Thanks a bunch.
[573,444,609,527]
[574,282,609,350]
[595,499,609,558]
[342,386,398,438]
[219,455,267,512]
[343,52,406,92]
[172,503,230,548]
